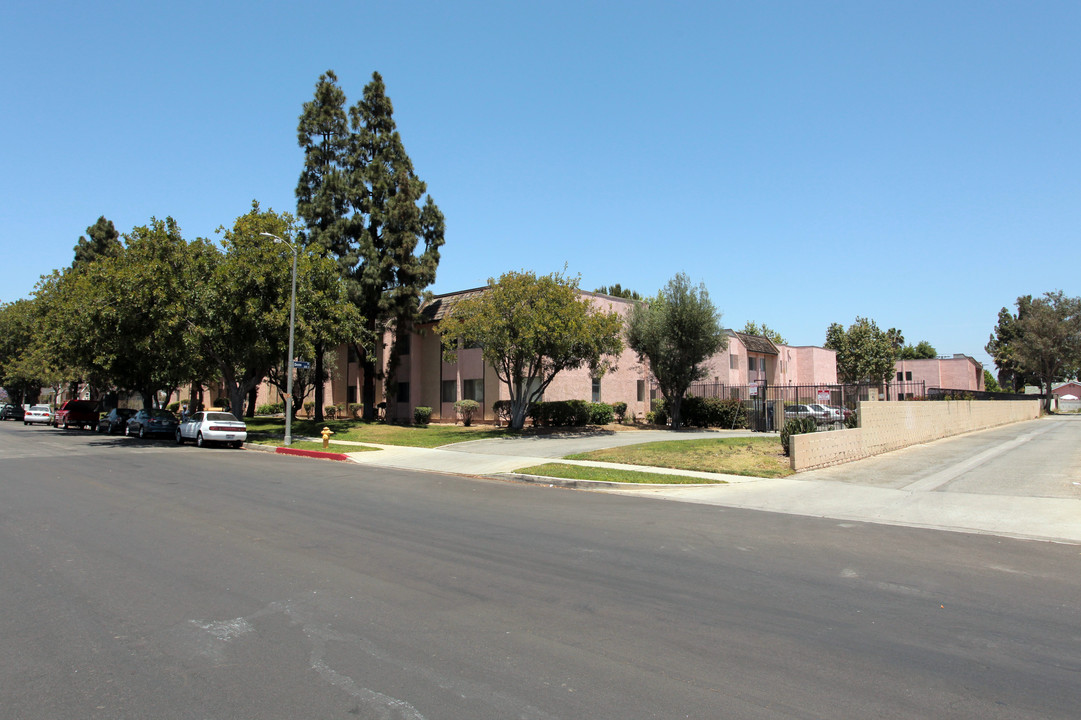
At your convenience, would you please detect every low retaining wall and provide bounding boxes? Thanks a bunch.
[790,399,1042,471]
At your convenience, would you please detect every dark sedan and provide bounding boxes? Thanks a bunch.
[96,408,136,435]
[1,404,25,421]
[126,409,179,439]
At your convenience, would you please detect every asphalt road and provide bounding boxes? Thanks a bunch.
[1,422,1080,719]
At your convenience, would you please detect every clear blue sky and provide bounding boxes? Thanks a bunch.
[3,1,1078,370]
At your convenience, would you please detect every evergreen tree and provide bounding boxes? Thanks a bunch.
[296,70,351,421]
[345,71,445,420]
[72,216,121,270]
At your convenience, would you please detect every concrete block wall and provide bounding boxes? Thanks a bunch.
[790,399,1041,471]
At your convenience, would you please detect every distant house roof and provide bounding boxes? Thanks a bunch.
[417,287,489,324]
[730,331,779,356]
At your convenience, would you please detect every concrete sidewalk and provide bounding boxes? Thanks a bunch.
[321,431,1081,545]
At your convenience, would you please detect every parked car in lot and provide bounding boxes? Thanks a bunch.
[176,411,247,448]
[807,403,844,424]
[53,399,101,429]
[784,403,842,426]
[1,404,25,421]
[96,408,136,435]
[24,404,53,426]
[126,408,179,438]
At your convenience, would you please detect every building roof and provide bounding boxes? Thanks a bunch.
[730,331,779,356]
[417,287,489,324]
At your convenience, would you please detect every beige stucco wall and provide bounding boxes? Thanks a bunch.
[790,399,1041,471]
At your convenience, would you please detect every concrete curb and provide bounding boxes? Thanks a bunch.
[275,446,350,462]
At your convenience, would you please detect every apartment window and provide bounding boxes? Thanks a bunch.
[897,372,903,382]
[905,371,912,381]
[396,331,411,356]
[396,382,410,404]
[462,379,484,402]
[347,386,357,404]
[592,377,601,402]
[441,380,457,403]
[730,354,739,370]
[637,380,645,402]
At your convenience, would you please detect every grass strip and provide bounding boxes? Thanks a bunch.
[244,418,507,448]
[565,436,793,478]
[514,463,720,485]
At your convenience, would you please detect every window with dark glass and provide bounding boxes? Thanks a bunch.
[463,379,484,402]
[441,380,457,403]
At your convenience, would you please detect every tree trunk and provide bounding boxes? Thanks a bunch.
[313,341,325,422]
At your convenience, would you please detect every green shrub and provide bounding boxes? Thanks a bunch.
[780,417,817,456]
[325,404,339,419]
[650,398,668,426]
[413,406,432,425]
[454,399,480,426]
[213,397,230,410]
[257,402,285,415]
[612,401,628,423]
[844,410,858,429]
[589,402,614,425]
[492,400,512,425]
[303,401,315,418]
[167,401,181,413]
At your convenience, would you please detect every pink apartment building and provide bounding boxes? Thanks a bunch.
[255,288,840,423]
[893,354,985,395]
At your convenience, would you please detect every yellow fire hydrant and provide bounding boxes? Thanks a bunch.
[321,426,334,450]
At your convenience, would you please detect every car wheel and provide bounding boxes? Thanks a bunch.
[23,421,28,426]
[231,441,243,449]
[175,428,184,445]
[196,432,205,448]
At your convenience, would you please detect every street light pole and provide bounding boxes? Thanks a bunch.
[262,232,297,446]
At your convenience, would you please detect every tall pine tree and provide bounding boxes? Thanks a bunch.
[345,72,445,420]
[72,216,121,270]
[296,71,350,421]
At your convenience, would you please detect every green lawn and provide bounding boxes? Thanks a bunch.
[244,417,509,448]
[565,436,793,478]
[514,463,720,485]
[266,439,381,453]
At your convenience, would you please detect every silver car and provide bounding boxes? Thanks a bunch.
[176,411,247,448]
[24,404,52,426]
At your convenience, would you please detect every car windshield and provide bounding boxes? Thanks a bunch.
[150,409,176,420]
[31,405,49,411]
[206,412,240,422]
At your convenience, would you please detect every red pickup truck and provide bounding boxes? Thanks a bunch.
[53,400,101,430]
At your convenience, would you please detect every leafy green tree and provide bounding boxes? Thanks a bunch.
[825,317,896,386]
[1006,290,1081,411]
[296,70,351,420]
[58,217,198,408]
[595,284,643,301]
[72,216,122,271]
[345,71,445,420]
[986,298,1036,392]
[627,273,727,430]
[898,341,937,359]
[440,271,623,431]
[0,298,48,405]
[741,321,787,345]
[983,369,1001,393]
[185,204,304,419]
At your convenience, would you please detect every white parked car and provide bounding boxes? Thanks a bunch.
[24,404,53,426]
[176,411,247,448]
[807,403,844,424]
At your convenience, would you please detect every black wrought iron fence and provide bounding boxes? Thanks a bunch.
[652,380,929,432]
